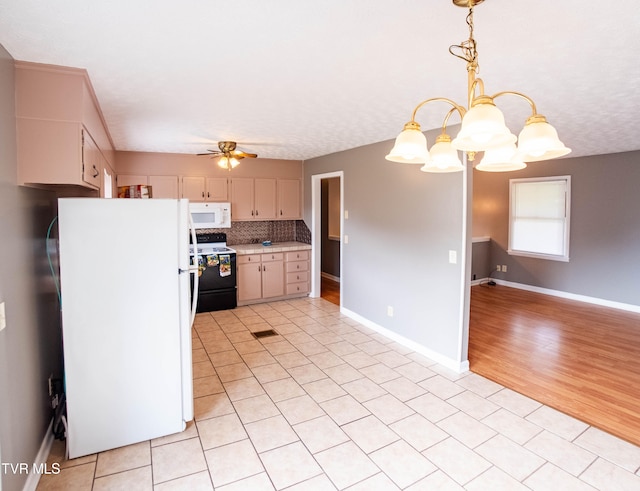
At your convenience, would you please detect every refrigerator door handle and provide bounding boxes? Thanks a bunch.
[188,213,199,327]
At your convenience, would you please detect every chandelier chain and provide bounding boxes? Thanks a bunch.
[448,7,479,74]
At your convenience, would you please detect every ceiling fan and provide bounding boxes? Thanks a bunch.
[197,141,258,170]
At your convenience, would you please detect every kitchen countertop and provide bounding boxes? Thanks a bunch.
[232,241,311,255]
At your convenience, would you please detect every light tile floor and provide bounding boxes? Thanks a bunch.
[37,297,640,490]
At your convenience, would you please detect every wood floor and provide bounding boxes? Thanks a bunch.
[469,284,640,447]
[321,276,340,306]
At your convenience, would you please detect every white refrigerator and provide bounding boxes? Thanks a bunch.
[57,198,198,458]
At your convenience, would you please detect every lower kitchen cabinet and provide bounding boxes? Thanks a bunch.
[237,253,284,302]
[261,253,284,298]
[285,250,309,295]
[237,248,310,305]
[237,255,263,303]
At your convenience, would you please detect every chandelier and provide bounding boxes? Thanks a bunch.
[385,0,570,172]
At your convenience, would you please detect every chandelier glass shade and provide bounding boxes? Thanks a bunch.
[421,134,464,173]
[385,122,430,164]
[474,143,526,172]
[386,0,570,172]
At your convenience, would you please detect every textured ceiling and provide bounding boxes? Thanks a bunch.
[1,0,638,161]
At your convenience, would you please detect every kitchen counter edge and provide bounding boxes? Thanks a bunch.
[232,242,311,255]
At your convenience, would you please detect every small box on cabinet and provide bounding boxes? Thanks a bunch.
[117,185,153,198]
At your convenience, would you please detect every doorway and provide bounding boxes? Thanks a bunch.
[310,172,343,306]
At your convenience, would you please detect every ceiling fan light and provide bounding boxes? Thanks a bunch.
[517,116,571,162]
[421,135,464,173]
[452,98,517,151]
[475,143,527,172]
[217,156,230,169]
[229,157,241,168]
[385,123,429,164]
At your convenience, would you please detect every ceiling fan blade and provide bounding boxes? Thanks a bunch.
[196,150,222,156]
[231,150,258,158]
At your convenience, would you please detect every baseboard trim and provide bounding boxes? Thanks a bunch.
[340,307,469,374]
[493,279,640,314]
[320,272,340,283]
[23,419,54,491]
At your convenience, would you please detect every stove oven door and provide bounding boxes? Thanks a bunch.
[191,252,237,312]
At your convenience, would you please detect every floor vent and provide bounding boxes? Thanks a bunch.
[252,329,278,339]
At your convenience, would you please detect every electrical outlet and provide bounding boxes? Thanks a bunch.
[344,235,349,244]
[497,264,501,272]
[344,210,349,220]
[387,306,394,317]
[502,264,508,272]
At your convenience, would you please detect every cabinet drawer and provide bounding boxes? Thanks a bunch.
[286,260,309,273]
[286,271,309,284]
[286,282,309,295]
[285,250,309,261]
[261,253,284,262]
[237,254,261,265]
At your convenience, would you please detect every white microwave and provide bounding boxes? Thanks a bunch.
[189,202,231,229]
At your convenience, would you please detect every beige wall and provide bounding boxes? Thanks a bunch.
[116,151,303,180]
[1,47,63,491]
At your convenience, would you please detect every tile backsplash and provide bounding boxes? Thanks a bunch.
[197,220,311,245]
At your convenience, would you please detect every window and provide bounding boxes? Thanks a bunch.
[508,176,570,261]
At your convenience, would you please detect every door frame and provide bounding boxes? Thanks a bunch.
[310,171,344,305]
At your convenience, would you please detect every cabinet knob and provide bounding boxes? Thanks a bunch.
[207,192,210,198]
[256,210,259,216]
[201,192,205,198]
[280,210,283,215]
[296,265,300,269]
[251,210,254,216]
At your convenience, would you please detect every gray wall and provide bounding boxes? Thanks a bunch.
[304,134,468,365]
[473,150,640,305]
[0,45,63,491]
[471,240,491,281]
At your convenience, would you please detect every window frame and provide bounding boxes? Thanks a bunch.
[508,175,571,262]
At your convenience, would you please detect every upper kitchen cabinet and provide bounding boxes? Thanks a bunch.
[15,62,114,190]
[182,177,228,202]
[230,178,277,220]
[277,179,302,219]
[116,175,179,199]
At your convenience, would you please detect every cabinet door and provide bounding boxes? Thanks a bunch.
[278,179,302,219]
[254,178,277,220]
[230,178,255,220]
[182,176,206,202]
[237,262,262,302]
[117,174,148,187]
[205,177,228,201]
[261,260,284,298]
[149,175,179,199]
[81,130,102,189]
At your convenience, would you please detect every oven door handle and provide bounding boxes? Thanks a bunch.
[188,213,199,327]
